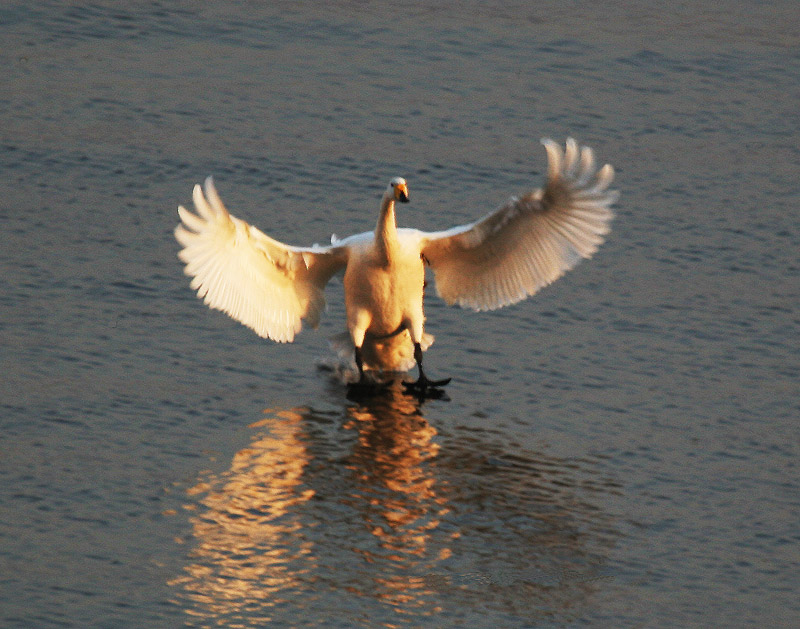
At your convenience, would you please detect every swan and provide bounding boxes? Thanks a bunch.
[175,138,617,395]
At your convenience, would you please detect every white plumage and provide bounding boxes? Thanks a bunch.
[175,138,617,390]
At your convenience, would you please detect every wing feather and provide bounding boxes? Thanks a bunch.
[421,138,617,311]
[175,177,348,342]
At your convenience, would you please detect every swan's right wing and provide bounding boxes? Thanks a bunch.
[175,177,348,342]
[420,138,617,311]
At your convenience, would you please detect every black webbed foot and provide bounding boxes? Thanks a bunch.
[402,374,451,401]
[347,346,393,401]
[347,377,392,401]
[401,341,451,401]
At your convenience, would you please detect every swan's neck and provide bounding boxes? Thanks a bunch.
[375,194,398,264]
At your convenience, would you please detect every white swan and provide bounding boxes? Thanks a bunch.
[175,138,617,394]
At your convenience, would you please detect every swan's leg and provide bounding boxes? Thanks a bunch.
[346,311,391,398]
[347,310,371,386]
[403,342,451,399]
[353,345,366,382]
[347,343,392,399]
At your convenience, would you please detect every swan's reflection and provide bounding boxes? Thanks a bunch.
[170,386,618,625]
[169,409,317,623]
[340,388,453,612]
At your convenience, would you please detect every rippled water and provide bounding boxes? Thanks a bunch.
[168,394,620,626]
[1,1,798,627]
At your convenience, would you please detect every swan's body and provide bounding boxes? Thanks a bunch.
[342,223,428,373]
[175,138,617,390]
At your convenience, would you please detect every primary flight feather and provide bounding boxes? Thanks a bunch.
[175,138,617,394]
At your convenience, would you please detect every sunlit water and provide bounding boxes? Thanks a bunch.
[169,390,619,626]
[1,1,798,627]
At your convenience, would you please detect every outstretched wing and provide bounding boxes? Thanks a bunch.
[174,177,349,342]
[420,138,617,311]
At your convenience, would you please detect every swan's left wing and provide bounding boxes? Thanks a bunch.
[420,138,617,311]
[175,177,348,342]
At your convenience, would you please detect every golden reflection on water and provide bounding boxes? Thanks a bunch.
[168,408,316,623]
[341,390,453,613]
[169,386,616,625]
[170,387,451,624]
[345,392,448,554]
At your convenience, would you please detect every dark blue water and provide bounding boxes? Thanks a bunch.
[2,1,798,626]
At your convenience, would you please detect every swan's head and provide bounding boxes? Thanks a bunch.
[387,177,409,203]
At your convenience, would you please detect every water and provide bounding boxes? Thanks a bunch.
[1,1,798,626]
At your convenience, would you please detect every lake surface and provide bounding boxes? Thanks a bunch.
[1,1,798,626]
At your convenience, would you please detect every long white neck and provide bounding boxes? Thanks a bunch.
[375,192,398,264]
